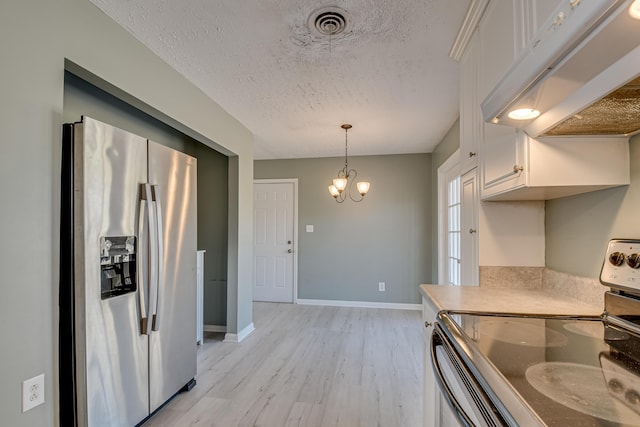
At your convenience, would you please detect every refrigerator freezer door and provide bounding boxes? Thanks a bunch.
[74,117,150,427]
[147,140,198,412]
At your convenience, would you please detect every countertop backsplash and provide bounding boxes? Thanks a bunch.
[479,266,543,289]
[540,268,604,308]
[479,266,604,309]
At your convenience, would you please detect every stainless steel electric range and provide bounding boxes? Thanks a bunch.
[431,239,640,427]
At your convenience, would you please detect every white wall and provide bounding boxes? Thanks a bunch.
[0,1,253,425]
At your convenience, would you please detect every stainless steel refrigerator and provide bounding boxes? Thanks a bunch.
[59,116,197,427]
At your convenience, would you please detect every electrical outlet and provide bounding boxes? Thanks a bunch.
[378,282,385,292]
[22,374,45,412]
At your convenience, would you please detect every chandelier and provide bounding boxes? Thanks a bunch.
[328,124,370,203]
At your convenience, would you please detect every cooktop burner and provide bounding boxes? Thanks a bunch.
[526,361,640,424]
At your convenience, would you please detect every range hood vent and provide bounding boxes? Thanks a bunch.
[481,0,640,137]
[544,76,640,136]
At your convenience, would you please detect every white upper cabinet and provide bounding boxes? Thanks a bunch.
[472,0,630,201]
[459,30,480,174]
[477,0,525,198]
[481,133,630,201]
[477,1,518,100]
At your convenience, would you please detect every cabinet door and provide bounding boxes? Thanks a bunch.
[477,0,518,100]
[460,170,478,286]
[423,297,439,427]
[459,30,479,174]
[478,1,526,199]
[481,126,526,198]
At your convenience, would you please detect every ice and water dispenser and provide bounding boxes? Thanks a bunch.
[100,236,137,299]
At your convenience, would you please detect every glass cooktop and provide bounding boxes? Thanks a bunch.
[442,312,640,427]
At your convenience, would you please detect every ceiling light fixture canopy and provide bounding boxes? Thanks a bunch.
[328,124,370,203]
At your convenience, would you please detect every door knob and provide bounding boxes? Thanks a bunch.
[288,249,293,253]
[287,240,292,244]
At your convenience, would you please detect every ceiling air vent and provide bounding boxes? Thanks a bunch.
[308,7,351,37]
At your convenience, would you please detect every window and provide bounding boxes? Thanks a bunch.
[447,176,461,285]
[437,149,461,285]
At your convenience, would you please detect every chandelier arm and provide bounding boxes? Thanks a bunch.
[346,168,364,202]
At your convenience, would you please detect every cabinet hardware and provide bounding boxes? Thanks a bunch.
[469,152,476,157]
[513,165,524,173]
[287,249,293,253]
[424,321,433,328]
[469,228,477,234]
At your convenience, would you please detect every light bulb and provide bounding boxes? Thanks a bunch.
[507,108,540,120]
[333,178,347,192]
[356,181,370,196]
[630,0,640,19]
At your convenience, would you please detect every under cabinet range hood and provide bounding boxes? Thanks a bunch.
[482,0,640,137]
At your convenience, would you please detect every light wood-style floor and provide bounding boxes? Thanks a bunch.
[143,302,423,427]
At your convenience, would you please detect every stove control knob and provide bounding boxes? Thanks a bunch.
[627,253,640,269]
[609,251,626,266]
[608,378,624,394]
[625,389,640,405]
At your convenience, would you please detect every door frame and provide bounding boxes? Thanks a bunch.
[253,178,299,303]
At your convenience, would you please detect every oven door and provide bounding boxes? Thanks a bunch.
[431,323,508,427]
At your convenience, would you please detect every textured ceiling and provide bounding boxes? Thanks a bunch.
[89,0,470,159]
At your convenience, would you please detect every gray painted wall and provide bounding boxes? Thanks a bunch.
[255,154,432,304]
[0,1,253,425]
[546,134,640,278]
[63,72,229,326]
[430,119,460,282]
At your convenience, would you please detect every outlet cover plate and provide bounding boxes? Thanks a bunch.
[22,374,45,412]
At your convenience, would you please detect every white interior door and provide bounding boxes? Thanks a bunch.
[253,180,297,302]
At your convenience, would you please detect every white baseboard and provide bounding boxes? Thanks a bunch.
[223,322,255,343]
[203,324,227,333]
[296,299,421,311]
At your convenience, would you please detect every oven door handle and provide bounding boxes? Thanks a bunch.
[430,324,505,427]
[430,327,479,427]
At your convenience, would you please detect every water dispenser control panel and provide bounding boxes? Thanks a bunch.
[100,236,137,299]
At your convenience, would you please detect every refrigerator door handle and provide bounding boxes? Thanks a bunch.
[151,185,164,331]
[145,183,157,336]
[137,194,149,335]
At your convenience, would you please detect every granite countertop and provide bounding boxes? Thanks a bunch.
[420,284,602,316]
